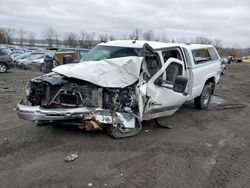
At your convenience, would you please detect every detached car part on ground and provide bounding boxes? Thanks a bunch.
[17,40,221,138]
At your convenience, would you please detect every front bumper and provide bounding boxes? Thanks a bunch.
[17,101,136,128]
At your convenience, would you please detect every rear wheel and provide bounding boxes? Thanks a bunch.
[194,83,212,109]
[0,63,7,73]
[106,118,142,139]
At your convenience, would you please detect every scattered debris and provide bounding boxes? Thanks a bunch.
[120,173,124,176]
[64,152,79,162]
[88,183,93,187]
[2,138,8,145]
[210,96,225,105]
[0,88,15,92]
[145,130,150,133]
[218,133,235,147]
[212,104,247,111]
[188,165,192,168]
[205,143,213,148]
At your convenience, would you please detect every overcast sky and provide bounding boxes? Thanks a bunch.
[0,0,250,48]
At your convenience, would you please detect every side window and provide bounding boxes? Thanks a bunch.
[144,50,161,78]
[0,51,5,55]
[192,49,211,64]
[162,49,182,62]
[208,48,219,61]
[164,63,183,84]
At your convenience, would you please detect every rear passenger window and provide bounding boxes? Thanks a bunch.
[192,49,211,64]
[192,48,219,64]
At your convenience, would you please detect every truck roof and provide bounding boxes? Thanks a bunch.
[99,40,214,50]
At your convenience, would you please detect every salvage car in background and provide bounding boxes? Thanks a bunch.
[0,49,14,73]
[17,40,221,138]
[41,48,89,73]
[220,58,227,75]
[242,56,250,63]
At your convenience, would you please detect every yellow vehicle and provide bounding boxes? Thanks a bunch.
[242,56,250,63]
[54,51,77,66]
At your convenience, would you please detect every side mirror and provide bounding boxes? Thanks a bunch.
[173,76,188,93]
[63,55,73,64]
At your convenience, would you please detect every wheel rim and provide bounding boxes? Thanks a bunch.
[0,64,7,72]
[202,89,210,105]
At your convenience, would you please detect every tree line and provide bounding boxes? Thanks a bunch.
[0,26,224,49]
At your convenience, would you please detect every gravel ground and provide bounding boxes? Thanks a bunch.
[0,64,250,188]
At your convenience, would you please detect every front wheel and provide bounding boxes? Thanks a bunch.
[0,63,7,73]
[194,84,212,109]
[106,118,142,139]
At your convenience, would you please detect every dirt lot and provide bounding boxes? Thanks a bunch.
[0,64,250,188]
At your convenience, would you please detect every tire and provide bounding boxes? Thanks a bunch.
[0,63,7,73]
[106,118,142,139]
[194,83,212,109]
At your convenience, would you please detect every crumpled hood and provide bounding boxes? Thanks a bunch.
[52,56,143,88]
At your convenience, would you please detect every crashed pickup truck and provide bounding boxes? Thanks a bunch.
[17,40,221,138]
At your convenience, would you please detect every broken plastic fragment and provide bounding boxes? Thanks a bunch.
[88,183,93,187]
[205,143,213,148]
[64,152,79,162]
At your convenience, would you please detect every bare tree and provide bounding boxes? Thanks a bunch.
[18,28,26,46]
[64,32,78,47]
[192,37,212,44]
[129,29,141,40]
[3,28,15,44]
[0,28,7,44]
[54,32,60,47]
[80,32,95,48]
[99,34,108,43]
[213,38,223,49]
[28,32,36,46]
[177,37,189,43]
[43,27,57,47]
[142,30,155,41]
[122,34,127,40]
[0,27,15,44]
[109,35,115,41]
[161,33,170,42]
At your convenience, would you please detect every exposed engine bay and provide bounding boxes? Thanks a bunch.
[27,73,139,113]
[23,73,141,136]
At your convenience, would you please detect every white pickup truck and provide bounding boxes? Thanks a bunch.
[17,40,221,138]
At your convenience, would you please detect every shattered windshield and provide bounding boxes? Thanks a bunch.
[81,45,143,61]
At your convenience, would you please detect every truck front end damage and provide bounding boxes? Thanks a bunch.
[17,57,143,138]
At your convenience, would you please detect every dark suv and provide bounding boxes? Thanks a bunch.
[0,49,14,73]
